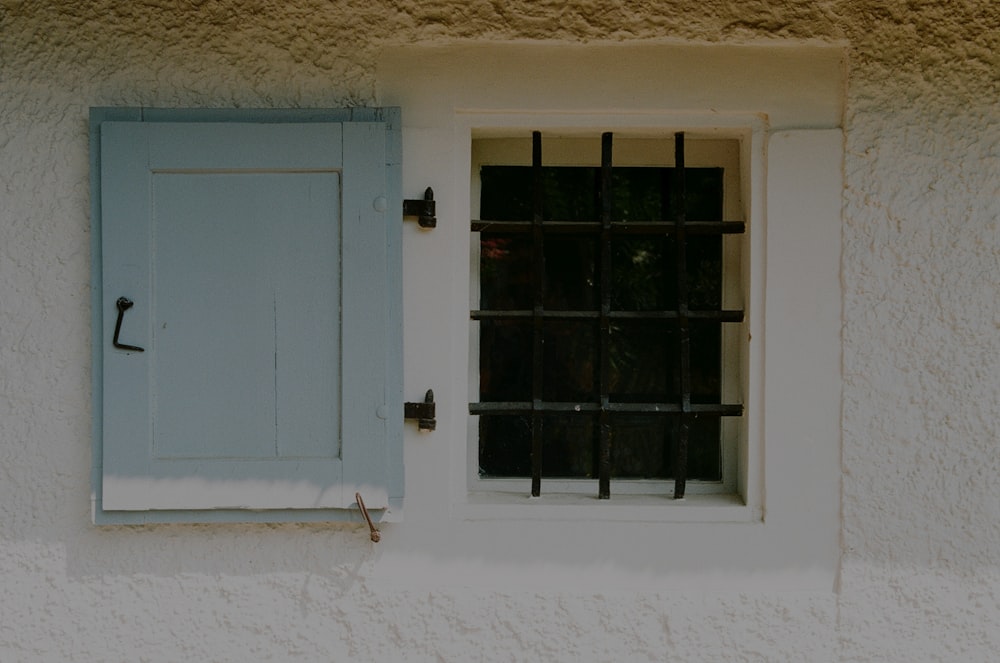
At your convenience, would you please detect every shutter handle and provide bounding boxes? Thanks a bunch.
[112,297,145,352]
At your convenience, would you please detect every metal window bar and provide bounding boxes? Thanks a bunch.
[470,402,744,415]
[598,132,613,499]
[471,131,745,499]
[470,220,745,234]
[672,133,692,499]
[530,131,545,497]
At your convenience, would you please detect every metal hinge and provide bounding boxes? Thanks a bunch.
[404,389,436,431]
[403,187,436,228]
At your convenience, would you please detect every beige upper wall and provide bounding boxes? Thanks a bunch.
[2,1,996,106]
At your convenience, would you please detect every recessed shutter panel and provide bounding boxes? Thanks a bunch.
[96,115,399,518]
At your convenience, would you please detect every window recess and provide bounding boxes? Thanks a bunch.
[470,131,745,500]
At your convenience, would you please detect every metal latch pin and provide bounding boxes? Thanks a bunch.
[355,492,381,543]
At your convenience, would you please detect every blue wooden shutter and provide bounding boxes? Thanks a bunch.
[91,109,402,523]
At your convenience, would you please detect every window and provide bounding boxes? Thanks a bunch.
[470,130,746,499]
[90,107,403,524]
[378,42,842,590]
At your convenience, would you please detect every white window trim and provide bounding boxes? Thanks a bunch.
[378,42,843,591]
[464,119,759,509]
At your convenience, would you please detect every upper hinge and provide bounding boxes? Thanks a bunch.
[403,187,436,229]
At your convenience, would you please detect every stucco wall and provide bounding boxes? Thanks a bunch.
[2,1,999,660]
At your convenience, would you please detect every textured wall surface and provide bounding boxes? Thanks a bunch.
[2,1,999,660]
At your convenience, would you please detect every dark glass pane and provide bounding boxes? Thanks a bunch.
[690,321,721,404]
[479,321,531,401]
[480,167,533,221]
[542,415,595,477]
[541,168,597,221]
[543,322,596,402]
[610,415,721,480]
[611,234,720,311]
[687,415,722,480]
[608,166,724,222]
[611,415,669,478]
[611,236,673,310]
[477,158,727,485]
[480,414,722,480]
[480,234,532,310]
[479,415,531,477]
[610,168,666,221]
[666,168,723,221]
[480,166,598,222]
[480,165,723,223]
[609,321,678,403]
[479,415,596,479]
[687,235,722,310]
[544,235,597,310]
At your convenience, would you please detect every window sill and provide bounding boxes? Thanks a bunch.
[456,491,757,523]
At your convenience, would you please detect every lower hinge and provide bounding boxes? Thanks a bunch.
[404,389,436,431]
[403,188,436,229]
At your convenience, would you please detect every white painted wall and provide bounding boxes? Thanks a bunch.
[377,43,842,595]
[2,2,999,661]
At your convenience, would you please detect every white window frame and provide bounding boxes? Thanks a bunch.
[378,42,843,591]
[467,128,752,499]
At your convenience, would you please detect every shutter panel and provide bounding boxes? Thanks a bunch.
[93,111,401,521]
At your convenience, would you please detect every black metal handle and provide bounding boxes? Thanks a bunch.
[112,297,144,352]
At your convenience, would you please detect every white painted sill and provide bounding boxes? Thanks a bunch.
[455,491,756,523]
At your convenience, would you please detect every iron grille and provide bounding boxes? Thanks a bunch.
[470,131,745,499]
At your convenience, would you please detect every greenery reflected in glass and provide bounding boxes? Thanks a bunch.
[608,321,678,403]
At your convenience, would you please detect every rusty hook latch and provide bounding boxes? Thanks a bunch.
[355,492,381,543]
